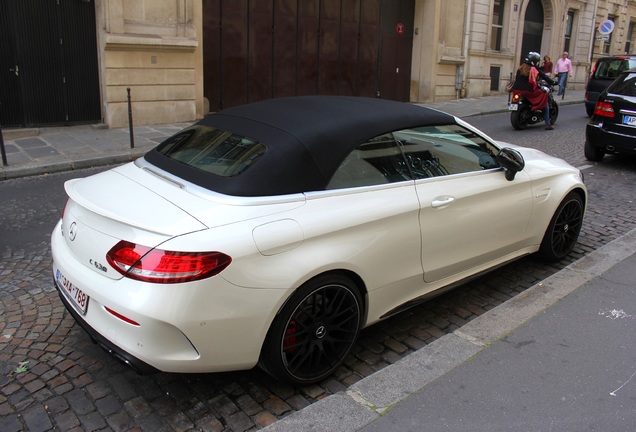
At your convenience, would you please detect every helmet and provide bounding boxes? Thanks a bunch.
[523,52,541,68]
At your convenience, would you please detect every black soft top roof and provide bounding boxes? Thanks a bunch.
[145,96,456,197]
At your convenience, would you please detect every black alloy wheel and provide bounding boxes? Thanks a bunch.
[259,274,362,385]
[539,192,584,261]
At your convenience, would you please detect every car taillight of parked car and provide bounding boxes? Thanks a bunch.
[106,240,232,283]
[594,101,615,118]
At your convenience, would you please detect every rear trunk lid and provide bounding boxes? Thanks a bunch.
[62,168,207,280]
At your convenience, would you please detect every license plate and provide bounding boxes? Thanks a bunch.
[55,269,89,315]
[508,103,518,111]
[623,115,636,126]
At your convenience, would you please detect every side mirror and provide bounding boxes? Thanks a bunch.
[496,148,525,181]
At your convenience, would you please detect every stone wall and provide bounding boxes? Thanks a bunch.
[95,0,202,128]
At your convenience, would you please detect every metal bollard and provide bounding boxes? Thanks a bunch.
[127,87,134,149]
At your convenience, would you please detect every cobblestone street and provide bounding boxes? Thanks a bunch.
[2,105,636,431]
[1,236,593,432]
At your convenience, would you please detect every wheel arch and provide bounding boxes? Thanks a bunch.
[570,186,587,208]
[271,269,370,328]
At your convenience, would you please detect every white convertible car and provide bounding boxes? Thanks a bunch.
[51,96,586,385]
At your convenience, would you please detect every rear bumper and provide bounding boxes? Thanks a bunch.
[586,123,636,154]
[51,219,289,374]
[55,278,159,374]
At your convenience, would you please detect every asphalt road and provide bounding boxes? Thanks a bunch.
[2,103,636,431]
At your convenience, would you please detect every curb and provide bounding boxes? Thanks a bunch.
[263,226,636,431]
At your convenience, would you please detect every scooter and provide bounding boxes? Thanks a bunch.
[508,82,559,130]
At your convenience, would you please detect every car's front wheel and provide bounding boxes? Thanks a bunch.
[538,192,584,262]
[259,274,363,385]
[584,140,605,162]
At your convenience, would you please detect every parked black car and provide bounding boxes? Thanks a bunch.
[585,69,636,161]
[584,55,636,117]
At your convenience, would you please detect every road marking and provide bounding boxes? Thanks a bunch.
[611,370,636,397]
[598,308,633,320]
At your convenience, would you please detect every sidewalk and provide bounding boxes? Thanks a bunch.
[264,227,636,431]
[0,122,191,180]
[0,90,585,180]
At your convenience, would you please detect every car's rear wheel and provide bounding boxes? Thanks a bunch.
[584,140,605,161]
[539,192,584,262]
[585,104,595,117]
[259,274,362,385]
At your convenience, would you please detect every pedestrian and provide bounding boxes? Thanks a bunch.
[554,51,572,96]
[541,55,553,74]
[510,52,557,130]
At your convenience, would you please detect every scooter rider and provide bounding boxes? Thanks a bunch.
[511,52,557,130]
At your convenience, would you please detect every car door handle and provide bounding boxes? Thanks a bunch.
[431,196,455,208]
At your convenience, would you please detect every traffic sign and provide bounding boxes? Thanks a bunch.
[598,20,615,35]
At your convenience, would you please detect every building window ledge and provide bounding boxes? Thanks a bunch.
[105,33,198,52]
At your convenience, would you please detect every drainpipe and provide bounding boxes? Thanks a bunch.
[461,0,472,98]
[588,0,601,67]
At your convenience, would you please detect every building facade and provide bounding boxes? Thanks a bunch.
[1,0,636,129]
[96,0,203,128]
[415,0,636,103]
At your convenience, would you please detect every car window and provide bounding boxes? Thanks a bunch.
[393,124,500,179]
[607,72,636,96]
[595,59,631,79]
[154,126,266,177]
[327,124,500,190]
[327,133,411,189]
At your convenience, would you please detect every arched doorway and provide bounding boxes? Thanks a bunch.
[520,0,544,58]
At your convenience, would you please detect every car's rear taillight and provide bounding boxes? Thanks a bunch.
[106,240,232,283]
[594,101,615,117]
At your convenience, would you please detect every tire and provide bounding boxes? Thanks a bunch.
[510,108,528,130]
[259,274,363,385]
[549,100,559,125]
[584,140,605,162]
[538,192,584,262]
[585,104,595,117]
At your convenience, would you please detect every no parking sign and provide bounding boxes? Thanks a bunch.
[598,19,615,35]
